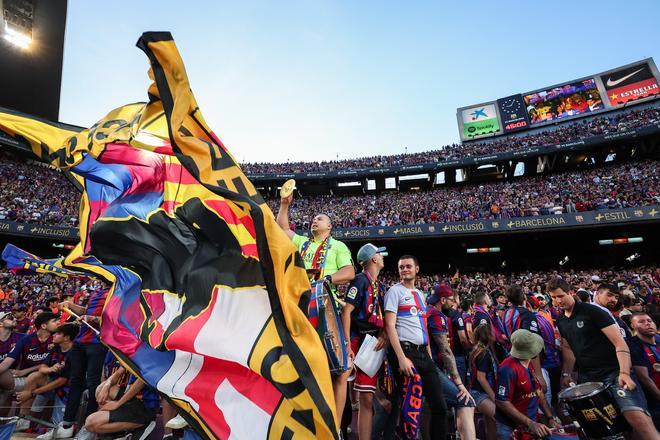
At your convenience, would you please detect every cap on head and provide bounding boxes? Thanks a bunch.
[528,296,540,308]
[357,243,387,265]
[427,294,440,306]
[510,329,544,360]
[433,283,454,299]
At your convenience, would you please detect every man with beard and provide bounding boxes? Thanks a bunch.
[426,293,476,440]
[0,312,23,361]
[0,311,24,416]
[13,305,31,334]
[548,277,660,440]
[629,312,660,430]
[276,191,355,423]
[437,284,470,383]
[0,312,58,386]
[593,283,632,339]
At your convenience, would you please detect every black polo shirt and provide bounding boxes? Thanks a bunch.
[557,301,619,377]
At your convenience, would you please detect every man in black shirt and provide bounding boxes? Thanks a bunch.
[547,277,659,440]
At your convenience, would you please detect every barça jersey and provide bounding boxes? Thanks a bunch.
[8,332,54,369]
[0,332,24,361]
[496,356,541,428]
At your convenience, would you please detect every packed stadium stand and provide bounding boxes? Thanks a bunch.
[1,103,658,231]
[0,64,659,440]
[242,104,660,174]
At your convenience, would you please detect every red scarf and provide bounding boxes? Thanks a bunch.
[363,270,384,328]
[300,236,331,280]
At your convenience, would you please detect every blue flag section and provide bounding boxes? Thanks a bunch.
[1,244,88,278]
[0,421,15,440]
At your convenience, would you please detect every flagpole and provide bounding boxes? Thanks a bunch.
[61,306,101,335]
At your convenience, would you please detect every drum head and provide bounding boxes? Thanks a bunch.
[280,179,296,198]
[558,382,605,401]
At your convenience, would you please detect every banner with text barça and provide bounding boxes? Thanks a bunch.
[0,32,337,439]
[497,94,530,133]
[524,78,604,125]
[601,62,660,106]
[459,103,500,139]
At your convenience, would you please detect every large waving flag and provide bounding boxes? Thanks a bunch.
[0,32,337,439]
[1,244,88,279]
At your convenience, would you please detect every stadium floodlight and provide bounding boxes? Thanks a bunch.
[3,25,31,49]
[626,253,640,262]
[559,256,569,266]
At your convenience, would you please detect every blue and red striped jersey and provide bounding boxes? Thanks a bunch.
[495,356,541,428]
[426,307,449,367]
[536,312,560,369]
[503,306,539,340]
[75,288,108,344]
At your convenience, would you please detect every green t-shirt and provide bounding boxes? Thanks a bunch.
[292,233,353,279]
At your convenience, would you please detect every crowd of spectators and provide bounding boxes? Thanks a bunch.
[0,105,658,231]
[242,105,660,174]
[2,147,654,231]
[377,265,660,307]
[2,264,656,327]
[270,160,659,229]
[0,152,78,227]
[0,269,102,314]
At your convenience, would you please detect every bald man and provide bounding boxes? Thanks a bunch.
[277,192,355,423]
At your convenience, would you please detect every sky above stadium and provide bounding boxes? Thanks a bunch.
[60,0,659,163]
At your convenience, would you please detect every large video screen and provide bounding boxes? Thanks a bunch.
[601,63,659,106]
[460,103,500,139]
[523,79,604,125]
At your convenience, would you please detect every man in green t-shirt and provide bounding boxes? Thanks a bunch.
[276,193,355,288]
[276,191,355,424]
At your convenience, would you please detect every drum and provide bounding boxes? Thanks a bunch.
[307,280,348,373]
[513,431,579,440]
[558,382,627,439]
[513,426,580,440]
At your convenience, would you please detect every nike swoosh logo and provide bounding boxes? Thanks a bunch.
[607,68,644,87]
[521,381,527,385]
